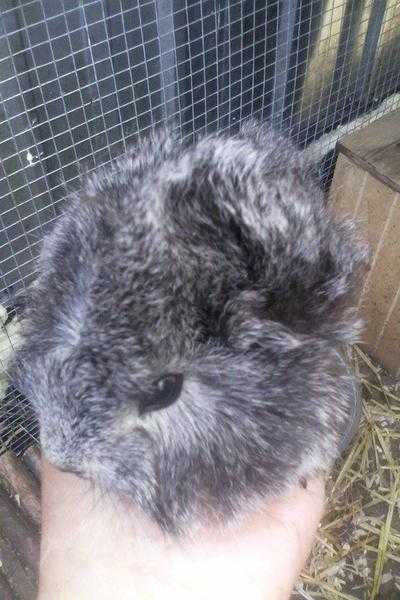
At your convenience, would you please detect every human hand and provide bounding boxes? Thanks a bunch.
[38,459,325,600]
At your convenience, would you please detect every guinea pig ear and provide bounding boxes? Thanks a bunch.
[221,290,303,354]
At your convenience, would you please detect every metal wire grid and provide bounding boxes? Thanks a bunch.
[0,0,399,455]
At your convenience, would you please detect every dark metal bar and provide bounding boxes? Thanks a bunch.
[356,0,387,101]
[282,0,325,143]
[0,4,53,293]
[271,0,299,129]
[216,0,231,131]
[155,0,178,126]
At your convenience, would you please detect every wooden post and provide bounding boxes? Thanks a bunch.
[0,451,41,528]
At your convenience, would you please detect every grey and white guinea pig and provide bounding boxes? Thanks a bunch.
[13,121,368,533]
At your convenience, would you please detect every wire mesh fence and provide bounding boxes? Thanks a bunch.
[0,0,399,455]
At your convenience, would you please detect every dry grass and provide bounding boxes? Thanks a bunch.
[295,346,400,600]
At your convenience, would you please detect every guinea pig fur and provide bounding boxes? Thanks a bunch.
[13,122,368,533]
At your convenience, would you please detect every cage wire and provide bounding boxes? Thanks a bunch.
[0,0,399,456]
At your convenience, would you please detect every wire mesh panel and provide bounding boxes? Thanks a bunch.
[0,0,400,455]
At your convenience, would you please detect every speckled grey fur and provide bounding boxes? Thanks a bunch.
[13,122,368,533]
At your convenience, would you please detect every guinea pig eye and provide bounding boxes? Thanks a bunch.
[138,373,184,416]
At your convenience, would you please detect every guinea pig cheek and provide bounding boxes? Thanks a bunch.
[111,410,141,437]
[39,419,83,475]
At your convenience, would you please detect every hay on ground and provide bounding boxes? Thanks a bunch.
[295,346,400,600]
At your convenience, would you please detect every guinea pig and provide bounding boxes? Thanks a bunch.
[13,122,368,533]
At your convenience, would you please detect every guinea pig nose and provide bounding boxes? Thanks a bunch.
[139,373,184,416]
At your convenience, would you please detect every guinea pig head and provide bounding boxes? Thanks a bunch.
[13,126,367,531]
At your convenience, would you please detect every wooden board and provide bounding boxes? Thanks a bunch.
[337,108,400,194]
[331,114,400,378]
